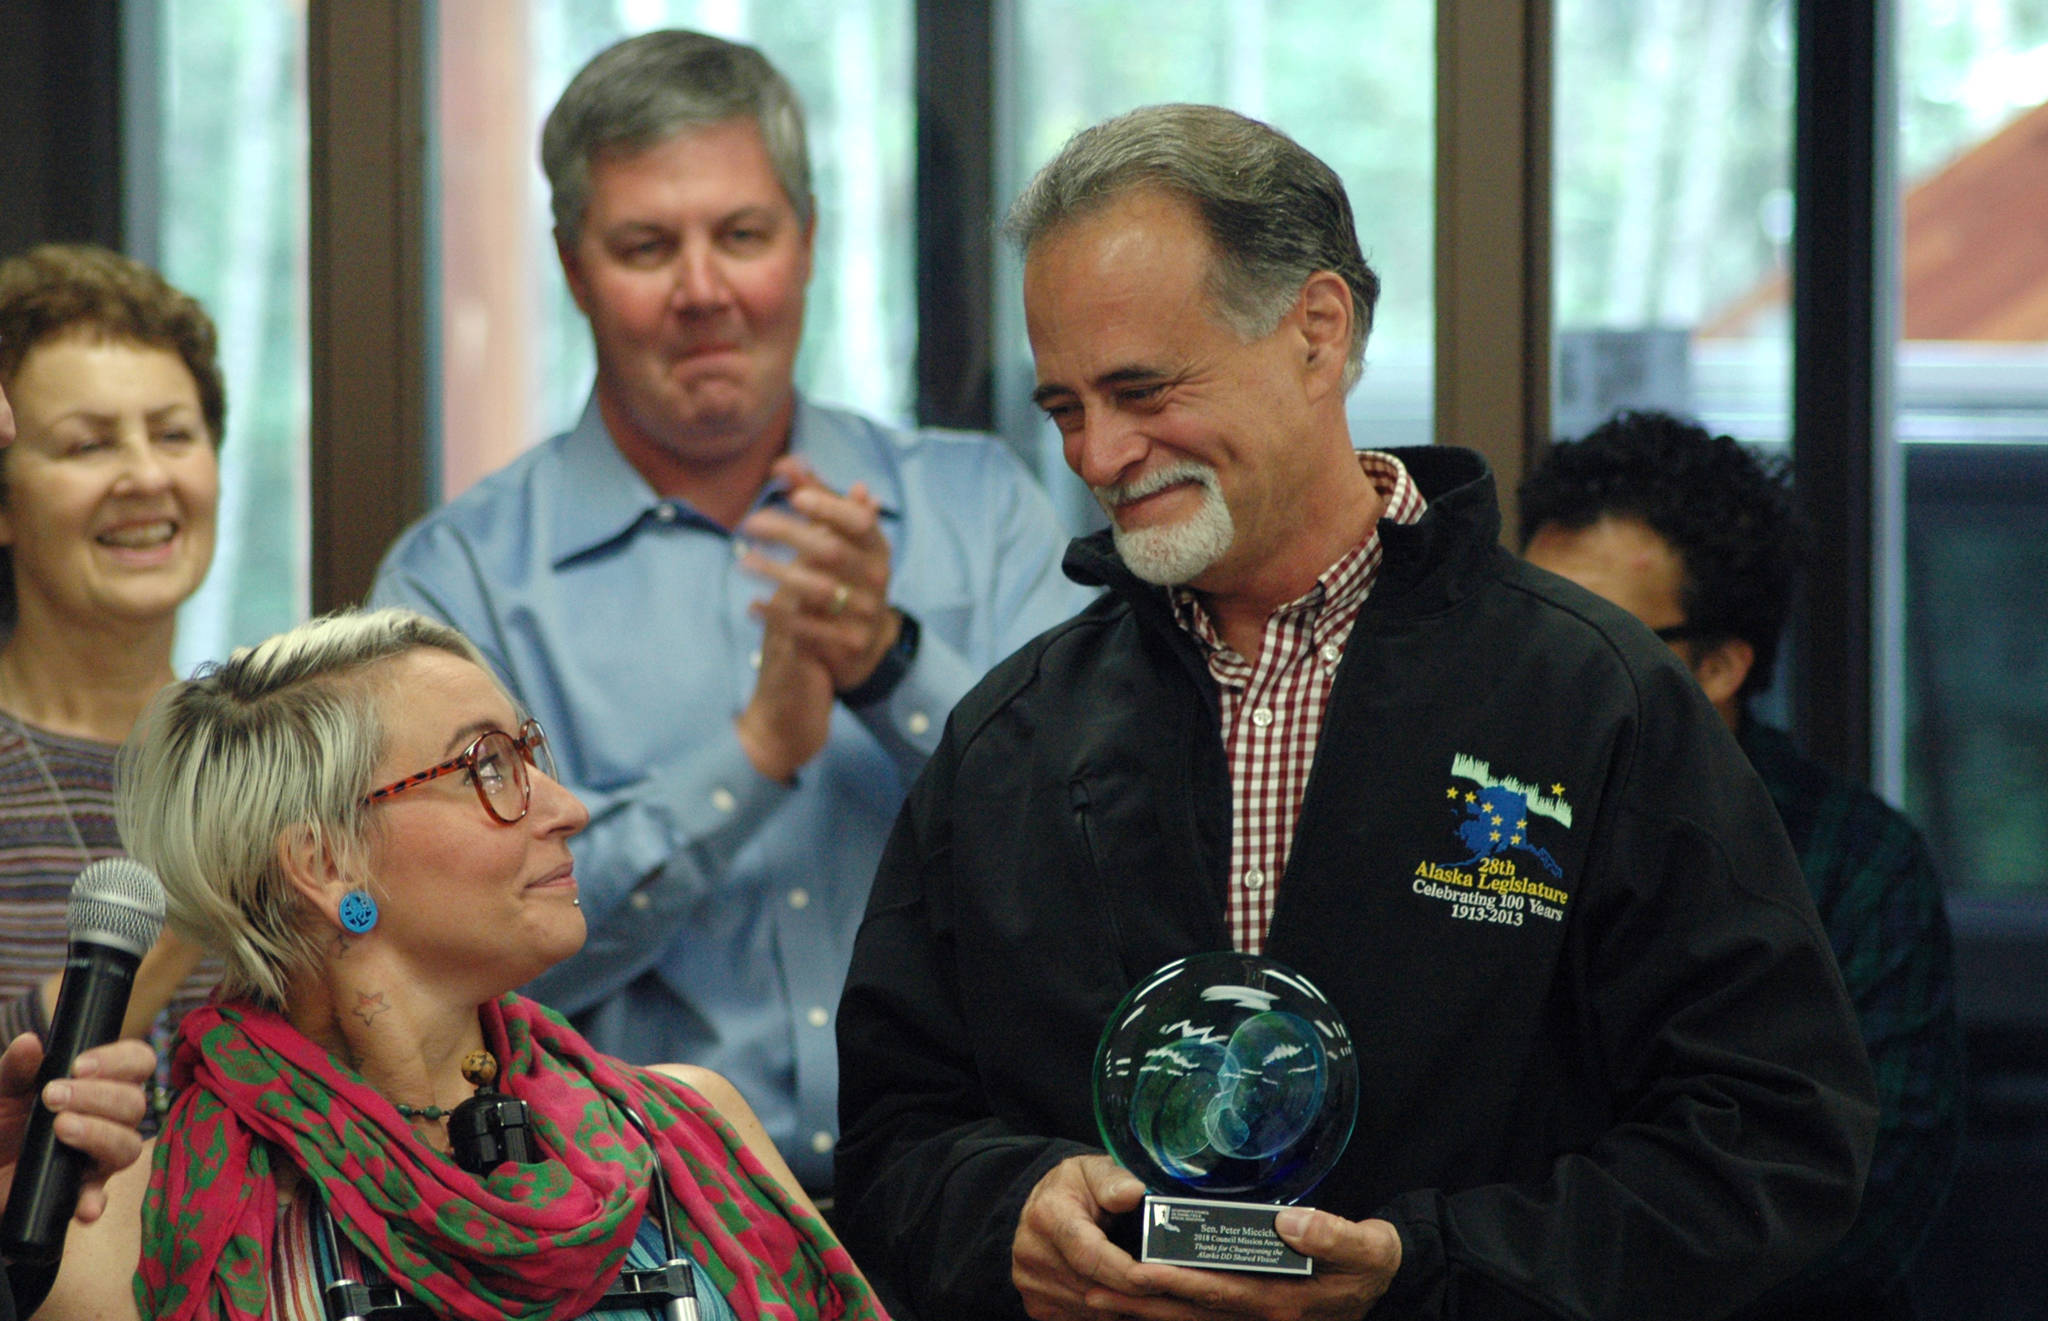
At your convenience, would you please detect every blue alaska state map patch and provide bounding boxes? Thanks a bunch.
[1411,754,1575,927]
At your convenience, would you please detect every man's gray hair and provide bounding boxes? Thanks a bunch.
[116,609,494,1008]
[1005,104,1380,388]
[542,29,814,245]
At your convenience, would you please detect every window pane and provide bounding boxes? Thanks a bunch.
[1897,2,2048,894]
[434,0,915,499]
[148,0,311,671]
[1551,0,1794,450]
[1001,0,1436,530]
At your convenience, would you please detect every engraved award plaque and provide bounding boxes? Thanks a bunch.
[1093,953,1358,1276]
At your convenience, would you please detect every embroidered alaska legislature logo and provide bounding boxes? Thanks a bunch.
[1411,754,1575,927]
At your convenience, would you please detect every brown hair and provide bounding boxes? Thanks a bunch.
[0,243,226,444]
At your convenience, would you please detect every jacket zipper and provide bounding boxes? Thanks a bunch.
[1069,778,1128,962]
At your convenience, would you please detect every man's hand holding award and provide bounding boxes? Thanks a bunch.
[1093,952,1359,1276]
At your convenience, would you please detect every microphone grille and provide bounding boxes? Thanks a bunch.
[68,858,167,958]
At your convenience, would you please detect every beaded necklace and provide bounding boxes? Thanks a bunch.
[387,1049,500,1125]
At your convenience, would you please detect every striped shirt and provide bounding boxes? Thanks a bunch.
[0,714,219,1113]
[1172,452,1427,954]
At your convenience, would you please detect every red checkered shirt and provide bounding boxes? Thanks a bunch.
[1172,452,1428,954]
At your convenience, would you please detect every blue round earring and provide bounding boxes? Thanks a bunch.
[338,889,379,934]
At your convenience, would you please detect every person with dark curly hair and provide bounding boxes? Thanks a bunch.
[1521,409,1964,1321]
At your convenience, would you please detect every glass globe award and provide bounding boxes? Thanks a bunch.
[1093,953,1357,1275]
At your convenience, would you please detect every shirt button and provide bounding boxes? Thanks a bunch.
[906,711,931,736]
[731,539,748,559]
[1244,866,1266,890]
[749,649,762,670]
[1250,707,1274,729]
[807,1005,830,1028]
[711,787,736,813]
[653,503,677,523]
[1321,642,1341,665]
[788,888,810,910]
[630,892,652,912]
[810,1131,835,1155]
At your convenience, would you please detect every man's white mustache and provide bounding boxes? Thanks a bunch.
[1093,461,1221,510]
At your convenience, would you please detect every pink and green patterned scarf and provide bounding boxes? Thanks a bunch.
[136,994,884,1321]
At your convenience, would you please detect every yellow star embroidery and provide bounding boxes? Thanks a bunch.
[1446,787,1460,800]
[1550,783,1566,797]
[1464,791,1478,804]
[1490,830,1502,842]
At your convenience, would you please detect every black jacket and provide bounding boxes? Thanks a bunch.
[836,447,1877,1319]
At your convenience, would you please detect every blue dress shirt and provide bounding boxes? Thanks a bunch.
[371,395,1091,1189]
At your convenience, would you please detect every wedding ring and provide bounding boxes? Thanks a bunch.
[829,582,852,616]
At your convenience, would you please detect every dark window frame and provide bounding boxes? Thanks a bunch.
[8,0,1942,829]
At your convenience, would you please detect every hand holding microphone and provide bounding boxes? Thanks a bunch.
[1,858,166,1271]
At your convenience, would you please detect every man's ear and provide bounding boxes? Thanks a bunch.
[278,824,351,927]
[556,228,594,319]
[1295,270,1353,400]
[1689,636,1755,711]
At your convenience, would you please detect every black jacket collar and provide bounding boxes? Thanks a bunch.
[1061,445,1502,627]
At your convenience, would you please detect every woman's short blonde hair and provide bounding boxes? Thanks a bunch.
[116,608,490,1007]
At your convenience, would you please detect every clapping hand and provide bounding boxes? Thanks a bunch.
[734,456,902,782]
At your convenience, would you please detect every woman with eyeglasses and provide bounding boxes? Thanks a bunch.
[55,608,885,1321]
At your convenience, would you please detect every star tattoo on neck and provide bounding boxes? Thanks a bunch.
[353,990,391,1028]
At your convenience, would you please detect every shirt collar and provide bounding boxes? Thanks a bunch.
[1171,449,1428,647]
[545,392,905,567]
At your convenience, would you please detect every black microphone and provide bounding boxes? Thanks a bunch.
[0,857,165,1271]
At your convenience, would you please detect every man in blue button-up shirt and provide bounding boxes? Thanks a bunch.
[370,30,1088,1192]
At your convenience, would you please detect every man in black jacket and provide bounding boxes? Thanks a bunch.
[835,104,1878,1321]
